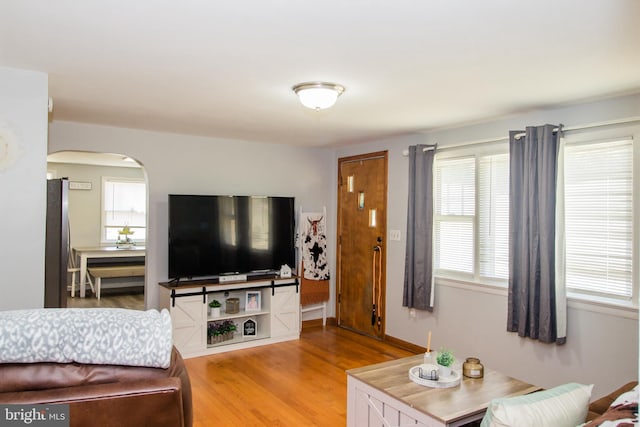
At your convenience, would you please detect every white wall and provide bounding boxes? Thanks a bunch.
[335,93,640,399]
[46,162,145,248]
[48,121,335,312]
[0,67,48,310]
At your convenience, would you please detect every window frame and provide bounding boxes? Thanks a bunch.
[433,141,510,286]
[434,155,476,278]
[560,131,639,309]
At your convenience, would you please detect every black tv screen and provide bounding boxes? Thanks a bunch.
[168,195,295,280]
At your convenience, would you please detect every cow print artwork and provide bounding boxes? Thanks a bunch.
[298,213,330,281]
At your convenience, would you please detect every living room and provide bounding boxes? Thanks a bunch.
[1,2,639,426]
[44,93,639,397]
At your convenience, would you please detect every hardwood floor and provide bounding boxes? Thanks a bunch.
[66,291,144,310]
[66,295,418,425]
[184,325,416,427]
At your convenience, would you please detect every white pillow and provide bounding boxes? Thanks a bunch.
[481,382,593,427]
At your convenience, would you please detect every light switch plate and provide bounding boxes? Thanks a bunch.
[389,229,401,241]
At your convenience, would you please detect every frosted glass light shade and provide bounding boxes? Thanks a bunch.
[293,82,345,110]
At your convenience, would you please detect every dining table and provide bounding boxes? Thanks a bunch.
[73,245,146,298]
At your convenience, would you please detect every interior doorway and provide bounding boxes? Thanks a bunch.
[336,151,388,339]
[47,151,147,310]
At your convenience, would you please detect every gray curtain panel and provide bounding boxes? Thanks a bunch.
[403,144,436,311]
[508,124,565,344]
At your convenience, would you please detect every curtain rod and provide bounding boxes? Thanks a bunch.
[402,116,640,156]
[401,145,436,154]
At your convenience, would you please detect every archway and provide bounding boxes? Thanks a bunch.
[47,151,148,310]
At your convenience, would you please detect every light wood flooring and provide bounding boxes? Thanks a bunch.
[185,325,416,427]
[66,291,145,310]
[66,294,425,425]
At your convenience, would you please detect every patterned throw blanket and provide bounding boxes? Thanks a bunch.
[298,212,330,281]
[0,308,172,368]
[297,211,330,306]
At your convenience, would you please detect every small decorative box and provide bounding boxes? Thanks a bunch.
[226,298,240,314]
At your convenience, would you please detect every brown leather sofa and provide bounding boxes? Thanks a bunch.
[0,346,192,427]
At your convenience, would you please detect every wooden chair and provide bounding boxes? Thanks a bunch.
[69,253,94,298]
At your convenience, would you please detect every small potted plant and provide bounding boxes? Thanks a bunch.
[207,320,237,345]
[208,299,222,317]
[207,322,220,345]
[221,320,237,341]
[436,348,455,377]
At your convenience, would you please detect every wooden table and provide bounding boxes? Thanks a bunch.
[73,246,146,298]
[347,354,541,427]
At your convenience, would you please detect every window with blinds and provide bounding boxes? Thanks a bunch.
[431,135,636,305]
[102,178,147,243]
[479,154,509,279]
[563,139,633,300]
[434,157,475,274]
[434,153,509,280]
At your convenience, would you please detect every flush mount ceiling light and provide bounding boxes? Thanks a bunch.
[292,82,345,110]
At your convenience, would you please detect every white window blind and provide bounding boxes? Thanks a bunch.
[478,154,509,279]
[434,157,475,273]
[102,179,147,242]
[564,139,633,300]
[434,152,509,281]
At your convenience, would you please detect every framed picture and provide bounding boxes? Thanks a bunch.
[243,318,257,337]
[245,291,261,311]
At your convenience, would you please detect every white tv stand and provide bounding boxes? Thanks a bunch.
[159,275,300,358]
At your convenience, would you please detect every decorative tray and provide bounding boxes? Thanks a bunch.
[408,364,462,388]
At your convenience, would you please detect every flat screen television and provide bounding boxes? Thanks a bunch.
[168,194,295,281]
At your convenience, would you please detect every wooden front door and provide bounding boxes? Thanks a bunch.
[337,152,388,339]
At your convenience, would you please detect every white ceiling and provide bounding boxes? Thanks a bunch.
[2,1,639,147]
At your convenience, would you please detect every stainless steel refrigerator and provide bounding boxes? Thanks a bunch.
[45,178,69,308]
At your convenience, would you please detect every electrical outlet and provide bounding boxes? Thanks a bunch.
[389,229,401,241]
[409,308,416,318]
